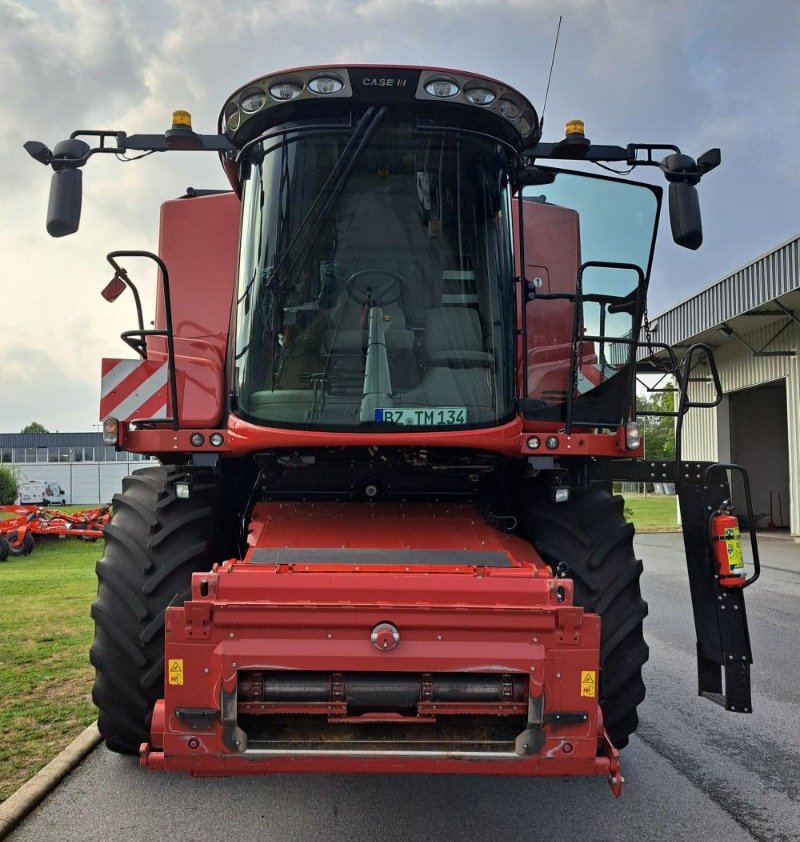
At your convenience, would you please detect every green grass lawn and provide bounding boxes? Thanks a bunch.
[0,537,98,802]
[623,493,680,532]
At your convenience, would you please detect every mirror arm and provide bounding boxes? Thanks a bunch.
[520,141,719,187]
[25,129,236,172]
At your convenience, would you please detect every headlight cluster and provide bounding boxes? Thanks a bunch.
[222,72,349,135]
[417,71,537,142]
[220,66,538,145]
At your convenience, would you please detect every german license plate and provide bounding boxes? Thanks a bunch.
[374,407,467,425]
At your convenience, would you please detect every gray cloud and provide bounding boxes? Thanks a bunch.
[1,0,798,430]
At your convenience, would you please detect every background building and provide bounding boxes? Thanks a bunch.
[0,432,159,505]
[650,234,799,537]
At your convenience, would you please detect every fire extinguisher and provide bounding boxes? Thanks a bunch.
[710,501,746,587]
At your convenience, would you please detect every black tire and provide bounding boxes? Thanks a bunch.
[0,537,10,561]
[522,481,649,749]
[7,532,35,557]
[90,466,220,754]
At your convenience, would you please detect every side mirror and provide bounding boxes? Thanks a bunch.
[668,181,702,250]
[47,168,83,237]
[101,276,127,302]
[44,138,90,238]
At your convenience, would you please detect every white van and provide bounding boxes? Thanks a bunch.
[18,480,67,506]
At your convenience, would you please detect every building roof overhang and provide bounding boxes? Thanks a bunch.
[646,234,800,363]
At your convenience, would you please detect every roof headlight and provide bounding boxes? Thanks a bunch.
[269,80,303,101]
[308,76,344,95]
[464,86,496,105]
[425,78,460,98]
[240,90,267,113]
[223,102,240,132]
[498,98,521,120]
[518,116,532,137]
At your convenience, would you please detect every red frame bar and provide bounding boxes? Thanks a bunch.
[120,414,641,460]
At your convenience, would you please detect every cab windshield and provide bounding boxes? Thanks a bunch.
[234,119,515,430]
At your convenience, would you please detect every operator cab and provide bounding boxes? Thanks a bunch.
[224,66,660,435]
[226,67,536,432]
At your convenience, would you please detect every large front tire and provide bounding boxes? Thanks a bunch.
[90,466,220,754]
[522,482,649,749]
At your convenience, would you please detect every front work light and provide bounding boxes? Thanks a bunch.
[269,81,303,101]
[464,86,496,105]
[425,79,459,98]
[553,487,570,503]
[102,417,119,446]
[241,91,267,113]
[498,99,521,120]
[626,421,641,450]
[309,76,344,95]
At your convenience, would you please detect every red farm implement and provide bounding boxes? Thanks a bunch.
[0,504,110,559]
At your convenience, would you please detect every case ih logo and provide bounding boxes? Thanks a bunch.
[362,77,408,87]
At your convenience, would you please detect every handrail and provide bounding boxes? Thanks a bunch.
[105,250,180,430]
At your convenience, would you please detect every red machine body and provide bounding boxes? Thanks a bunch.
[142,501,620,790]
[100,193,239,429]
[103,192,641,462]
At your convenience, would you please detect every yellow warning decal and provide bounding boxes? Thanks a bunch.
[580,670,596,698]
[724,527,744,571]
[168,658,184,686]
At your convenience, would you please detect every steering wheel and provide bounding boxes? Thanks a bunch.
[345,269,404,306]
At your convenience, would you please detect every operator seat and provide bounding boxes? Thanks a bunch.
[323,289,413,353]
[398,307,494,419]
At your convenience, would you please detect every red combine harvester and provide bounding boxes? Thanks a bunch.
[26,65,760,795]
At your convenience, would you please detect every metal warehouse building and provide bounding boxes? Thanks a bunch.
[651,234,799,537]
[0,432,159,505]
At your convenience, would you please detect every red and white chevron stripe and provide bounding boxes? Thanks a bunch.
[100,358,170,421]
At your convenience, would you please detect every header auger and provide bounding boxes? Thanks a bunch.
[27,65,753,796]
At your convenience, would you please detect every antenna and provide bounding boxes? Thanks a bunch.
[540,15,563,133]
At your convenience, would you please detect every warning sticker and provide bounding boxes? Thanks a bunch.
[580,670,596,698]
[724,527,744,571]
[168,658,184,686]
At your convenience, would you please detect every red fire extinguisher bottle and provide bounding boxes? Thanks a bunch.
[710,501,746,587]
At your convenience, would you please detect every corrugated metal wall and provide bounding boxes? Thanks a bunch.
[656,236,800,348]
[680,319,800,534]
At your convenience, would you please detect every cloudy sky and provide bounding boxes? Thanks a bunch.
[1,0,798,432]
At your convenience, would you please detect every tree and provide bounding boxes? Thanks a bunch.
[20,422,49,434]
[0,465,19,505]
[637,389,676,462]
